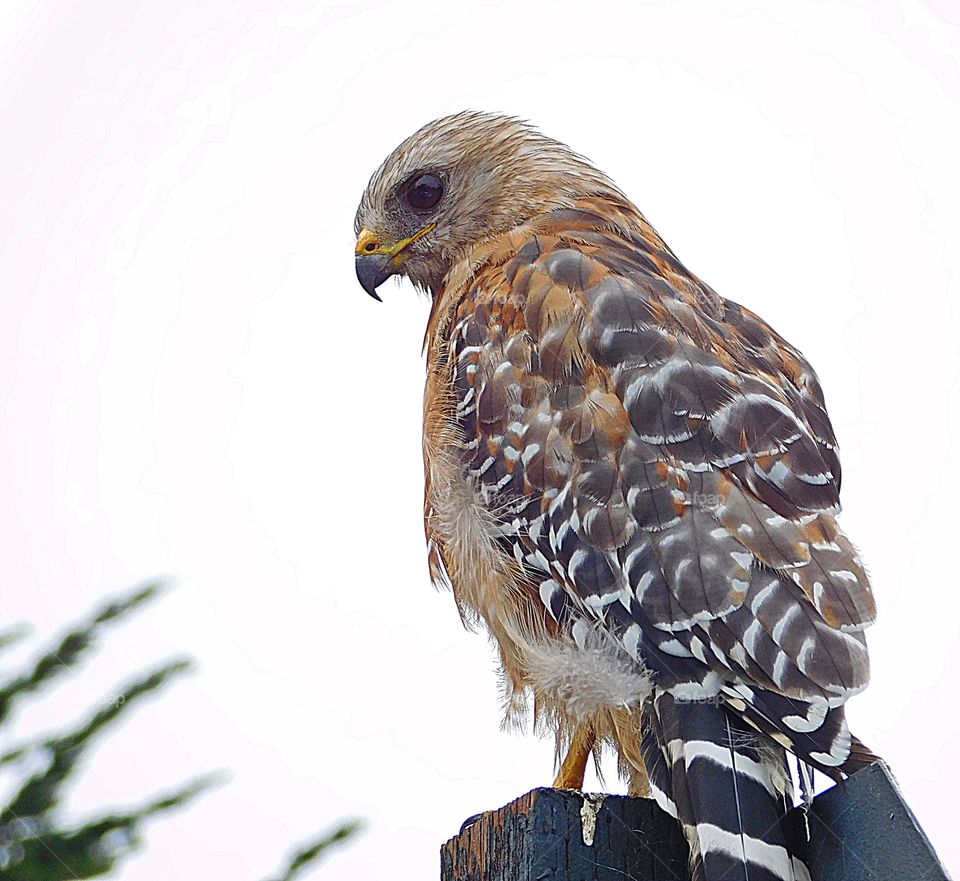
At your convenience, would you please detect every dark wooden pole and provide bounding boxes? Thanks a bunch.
[802,763,949,881]
[441,763,949,881]
[441,787,689,881]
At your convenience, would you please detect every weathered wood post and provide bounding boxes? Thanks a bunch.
[441,763,949,881]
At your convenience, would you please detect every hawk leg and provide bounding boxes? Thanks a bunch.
[553,724,596,790]
[610,707,652,798]
[626,755,651,798]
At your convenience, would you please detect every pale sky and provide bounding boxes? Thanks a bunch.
[2,0,959,878]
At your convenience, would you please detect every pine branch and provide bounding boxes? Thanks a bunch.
[1,659,192,824]
[0,583,165,726]
[0,774,220,881]
[262,820,364,881]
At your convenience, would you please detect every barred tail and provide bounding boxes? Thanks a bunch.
[641,690,810,881]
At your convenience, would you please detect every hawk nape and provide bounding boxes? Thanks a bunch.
[354,112,877,881]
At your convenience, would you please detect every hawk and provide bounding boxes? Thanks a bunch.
[354,112,877,881]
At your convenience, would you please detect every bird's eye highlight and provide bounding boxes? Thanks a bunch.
[405,173,444,211]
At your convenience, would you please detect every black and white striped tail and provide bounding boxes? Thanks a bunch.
[641,690,811,881]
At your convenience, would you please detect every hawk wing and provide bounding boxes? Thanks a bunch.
[436,200,875,771]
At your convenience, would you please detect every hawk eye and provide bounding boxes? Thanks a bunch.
[405,173,444,212]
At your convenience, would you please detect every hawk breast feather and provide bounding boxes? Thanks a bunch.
[423,196,876,774]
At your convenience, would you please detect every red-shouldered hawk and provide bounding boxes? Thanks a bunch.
[354,112,877,881]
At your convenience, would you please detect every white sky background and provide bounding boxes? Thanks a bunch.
[1,0,959,877]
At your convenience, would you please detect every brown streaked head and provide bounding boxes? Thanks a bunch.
[353,111,625,299]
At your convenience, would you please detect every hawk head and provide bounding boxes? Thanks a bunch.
[353,111,621,299]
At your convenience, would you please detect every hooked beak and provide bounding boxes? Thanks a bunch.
[354,247,392,302]
[354,223,435,301]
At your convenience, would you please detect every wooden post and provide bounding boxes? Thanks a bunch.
[441,787,689,881]
[801,762,949,881]
[441,763,949,881]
